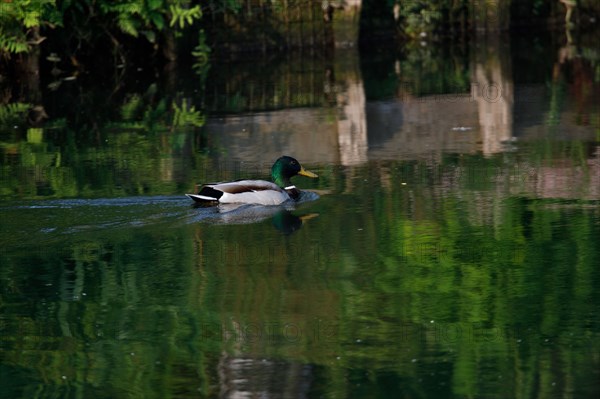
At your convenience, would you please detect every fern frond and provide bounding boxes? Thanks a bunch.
[0,29,30,54]
[117,16,139,37]
[0,103,31,127]
[169,5,202,29]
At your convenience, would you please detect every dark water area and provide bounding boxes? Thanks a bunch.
[1,27,600,398]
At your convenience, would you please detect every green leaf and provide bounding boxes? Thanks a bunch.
[147,0,163,11]
[150,13,164,30]
[142,30,156,43]
[23,11,41,28]
[118,17,139,37]
[0,29,30,54]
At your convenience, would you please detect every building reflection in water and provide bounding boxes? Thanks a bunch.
[202,34,598,200]
[472,31,514,155]
[204,40,516,164]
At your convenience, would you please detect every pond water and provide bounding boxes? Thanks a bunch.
[1,29,600,398]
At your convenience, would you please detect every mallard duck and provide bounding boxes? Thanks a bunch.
[186,156,318,205]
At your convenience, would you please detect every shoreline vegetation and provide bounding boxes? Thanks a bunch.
[1,1,598,64]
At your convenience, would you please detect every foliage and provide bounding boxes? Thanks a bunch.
[97,0,201,42]
[116,84,206,131]
[169,2,202,29]
[0,103,31,130]
[0,0,60,54]
[398,0,443,37]
[192,30,211,73]
[0,0,208,61]
[0,80,207,199]
[173,99,205,127]
[394,0,468,38]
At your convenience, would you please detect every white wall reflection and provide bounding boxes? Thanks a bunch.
[472,33,514,155]
[334,66,368,166]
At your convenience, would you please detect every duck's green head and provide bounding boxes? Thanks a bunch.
[271,156,318,187]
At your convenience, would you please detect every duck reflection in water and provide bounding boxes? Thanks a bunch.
[190,201,319,235]
[272,209,319,235]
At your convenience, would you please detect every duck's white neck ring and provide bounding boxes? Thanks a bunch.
[284,185,296,190]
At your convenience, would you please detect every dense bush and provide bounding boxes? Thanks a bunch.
[0,0,206,60]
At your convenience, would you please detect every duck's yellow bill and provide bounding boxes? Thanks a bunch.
[298,167,318,178]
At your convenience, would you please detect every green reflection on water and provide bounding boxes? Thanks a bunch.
[1,158,599,398]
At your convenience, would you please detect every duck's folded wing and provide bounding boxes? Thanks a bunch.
[196,180,289,205]
[208,180,281,193]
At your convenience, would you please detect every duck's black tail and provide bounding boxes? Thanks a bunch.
[186,186,223,204]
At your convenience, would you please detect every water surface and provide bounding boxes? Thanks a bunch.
[1,30,600,398]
